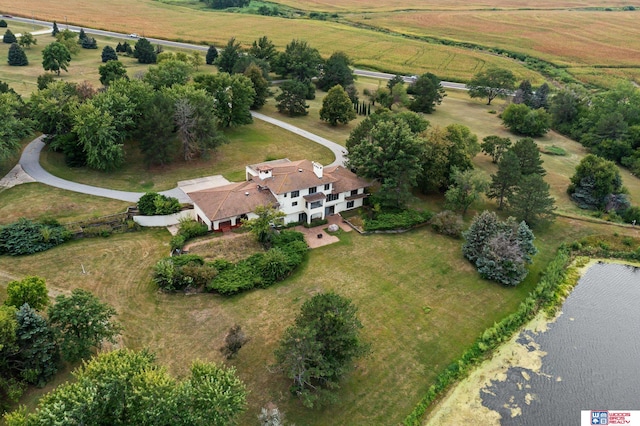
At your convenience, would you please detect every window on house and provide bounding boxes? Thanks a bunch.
[350,189,359,196]
[292,201,298,207]
[308,186,317,194]
[291,190,299,198]
[347,201,355,208]
[324,183,330,190]
[326,194,339,202]
[310,201,323,209]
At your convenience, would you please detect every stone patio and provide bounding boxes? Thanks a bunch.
[293,214,353,249]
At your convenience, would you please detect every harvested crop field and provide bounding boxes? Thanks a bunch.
[345,10,640,67]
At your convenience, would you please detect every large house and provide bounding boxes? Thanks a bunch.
[187,159,369,231]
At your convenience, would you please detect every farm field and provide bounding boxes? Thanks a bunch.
[0,2,542,82]
[345,10,640,68]
[267,0,638,12]
[0,214,609,425]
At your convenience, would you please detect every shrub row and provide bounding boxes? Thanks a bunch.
[153,254,216,292]
[404,247,572,425]
[207,231,308,295]
[0,218,72,256]
[363,209,433,232]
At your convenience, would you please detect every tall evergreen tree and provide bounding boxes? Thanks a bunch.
[3,29,17,44]
[514,80,533,106]
[205,45,218,65]
[101,45,118,62]
[78,28,87,42]
[248,36,277,62]
[216,37,241,73]
[511,137,546,176]
[51,21,59,36]
[8,43,29,66]
[15,304,59,387]
[487,150,521,209]
[506,173,556,227]
[133,38,156,64]
[316,51,353,92]
[244,62,270,109]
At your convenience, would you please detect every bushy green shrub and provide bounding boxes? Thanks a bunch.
[177,219,208,240]
[206,231,308,295]
[0,218,71,256]
[152,254,209,292]
[430,210,463,238]
[153,258,191,292]
[364,209,433,231]
[303,218,328,228]
[137,192,181,215]
[171,254,205,267]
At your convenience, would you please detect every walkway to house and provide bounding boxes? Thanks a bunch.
[8,113,346,202]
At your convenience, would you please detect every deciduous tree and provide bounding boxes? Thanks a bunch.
[244,62,270,109]
[501,103,551,137]
[273,39,322,81]
[319,84,356,126]
[216,37,242,73]
[275,80,309,116]
[54,29,79,55]
[98,59,128,86]
[73,103,124,171]
[444,168,489,216]
[408,72,446,113]
[18,32,36,49]
[347,116,425,208]
[273,293,368,408]
[4,276,49,311]
[193,72,255,127]
[248,35,277,62]
[0,92,32,161]
[48,289,121,362]
[481,135,512,163]
[468,67,516,105]
[317,51,354,92]
[242,205,284,245]
[41,42,71,75]
[143,59,193,89]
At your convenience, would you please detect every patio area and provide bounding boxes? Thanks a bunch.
[293,214,353,249]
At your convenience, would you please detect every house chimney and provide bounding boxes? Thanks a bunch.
[312,161,323,178]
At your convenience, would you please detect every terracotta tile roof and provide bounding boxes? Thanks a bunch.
[303,192,327,202]
[251,159,337,195]
[187,181,277,222]
[324,165,372,194]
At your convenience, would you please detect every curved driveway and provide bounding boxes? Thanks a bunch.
[17,113,347,203]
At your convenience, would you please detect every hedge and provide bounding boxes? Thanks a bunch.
[364,209,433,232]
[207,231,308,295]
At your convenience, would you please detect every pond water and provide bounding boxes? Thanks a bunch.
[481,262,640,425]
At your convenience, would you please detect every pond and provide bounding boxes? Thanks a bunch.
[481,262,640,425]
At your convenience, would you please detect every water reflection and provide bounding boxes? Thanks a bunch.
[481,263,640,425]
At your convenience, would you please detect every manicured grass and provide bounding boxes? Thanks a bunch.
[0,0,542,83]
[0,214,609,425]
[0,183,131,225]
[0,20,48,35]
[39,119,335,191]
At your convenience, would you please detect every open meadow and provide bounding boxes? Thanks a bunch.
[0,213,622,425]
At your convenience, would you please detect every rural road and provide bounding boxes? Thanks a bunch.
[4,16,468,90]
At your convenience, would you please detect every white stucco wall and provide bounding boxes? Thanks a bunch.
[133,209,194,227]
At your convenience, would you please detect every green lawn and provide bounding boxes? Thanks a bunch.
[39,119,334,191]
[0,183,131,225]
[0,212,603,425]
